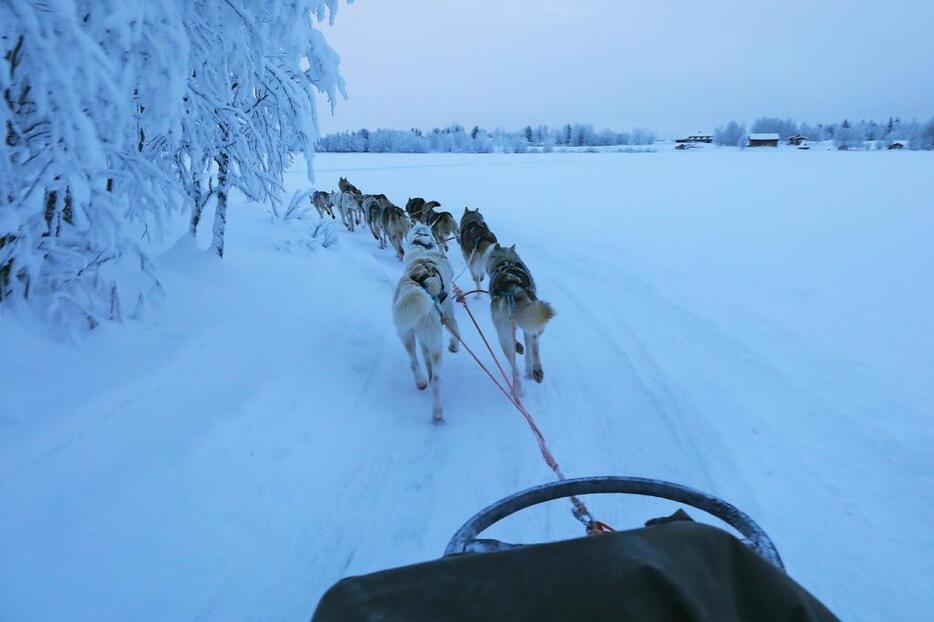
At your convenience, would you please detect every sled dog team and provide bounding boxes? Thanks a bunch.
[314,178,555,423]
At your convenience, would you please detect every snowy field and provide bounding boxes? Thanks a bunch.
[2,148,932,621]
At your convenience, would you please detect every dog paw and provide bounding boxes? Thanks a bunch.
[533,368,544,383]
[432,411,444,424]
[515,341,524,355]
[448,341,459,353]
[416,380,428,390]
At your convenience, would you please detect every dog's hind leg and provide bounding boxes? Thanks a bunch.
[402,331,427,390]
[419,334,444,422]
[523,331,533,379]
[491,303,521,397]
[529,332,543,383]
[430,350,443,422]
[442,300,460,353]
[420,342,434,382]
[470,265,484,297]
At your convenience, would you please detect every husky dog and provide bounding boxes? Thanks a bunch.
[373,193,393,209]
[331,190,363,232]
[338,176,359,196]
[392,224,461,422]
[459,207,498,291]
[362,195,384,243]
[426,210,458,252]
[311,190,336,220]
[380,204,411,260]
[406,197,427,222]
[487,244,555,393]
[420,200,442,223]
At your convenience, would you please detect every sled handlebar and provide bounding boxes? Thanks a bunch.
[444,476,784,570]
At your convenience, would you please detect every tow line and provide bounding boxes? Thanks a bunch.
[442,284,613,536]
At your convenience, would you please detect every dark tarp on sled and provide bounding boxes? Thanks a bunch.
[311,521,839,622]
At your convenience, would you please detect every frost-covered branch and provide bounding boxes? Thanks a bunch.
[1,0,348,329]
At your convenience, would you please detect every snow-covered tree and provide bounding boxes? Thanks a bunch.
[1,0,346,328]
[714,121,746,146]
[1,1,187,329]
[908,116,934,150]
[176,0,346,257]
[833,118,866,150]
[750,117,798,139]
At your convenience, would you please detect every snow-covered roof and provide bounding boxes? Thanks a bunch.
[748,133,780,141]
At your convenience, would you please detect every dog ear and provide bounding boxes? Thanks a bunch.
[510,244,516,251]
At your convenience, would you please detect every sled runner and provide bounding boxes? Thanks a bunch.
[311,476,839,621]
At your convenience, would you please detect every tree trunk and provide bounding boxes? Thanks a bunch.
[189,172,203,237]
[0,234,14,302]
[211,149,229,257]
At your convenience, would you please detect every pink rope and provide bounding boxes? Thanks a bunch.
[446,286,605,532]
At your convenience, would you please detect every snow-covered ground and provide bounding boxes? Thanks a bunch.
[2,148,932,621]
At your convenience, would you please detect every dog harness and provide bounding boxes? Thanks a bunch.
[411,261,448,304]
[489,259,536,307]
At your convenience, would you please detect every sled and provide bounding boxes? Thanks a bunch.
[311,476,839,621]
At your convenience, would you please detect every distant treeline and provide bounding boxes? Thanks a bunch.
[714,116,934,150]
[317,124,657,153]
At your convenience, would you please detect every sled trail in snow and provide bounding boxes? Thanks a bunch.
[1,150,932,622]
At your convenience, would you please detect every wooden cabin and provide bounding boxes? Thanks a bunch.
[675,134,713,144]
[748,133,780,147]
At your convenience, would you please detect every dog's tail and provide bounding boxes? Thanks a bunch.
[515,298,556,334]
[393,283,437,331]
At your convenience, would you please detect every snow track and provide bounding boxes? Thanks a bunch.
[2,151,932,621]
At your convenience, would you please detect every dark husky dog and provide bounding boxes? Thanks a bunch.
[406,197,427,222]
[420,200,442,224]
[459,207,498,291]
[486,244,555,393]
[311,190,335,219]
[338,176,360,196]
[426,210,458,252]
[380,204,411,260]
[362,195,385,243]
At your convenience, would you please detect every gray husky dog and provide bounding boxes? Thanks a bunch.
[311,190,336,220]
[459,207,498,291]
[426,210,458,252]
[392,224,461,422]
[380,203,411,260]
[487,243,555,393]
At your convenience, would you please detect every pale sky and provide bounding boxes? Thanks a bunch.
[317,0,934,138]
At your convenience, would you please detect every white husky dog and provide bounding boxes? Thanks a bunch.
[330,190,363,232]
[392,224,461,422]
